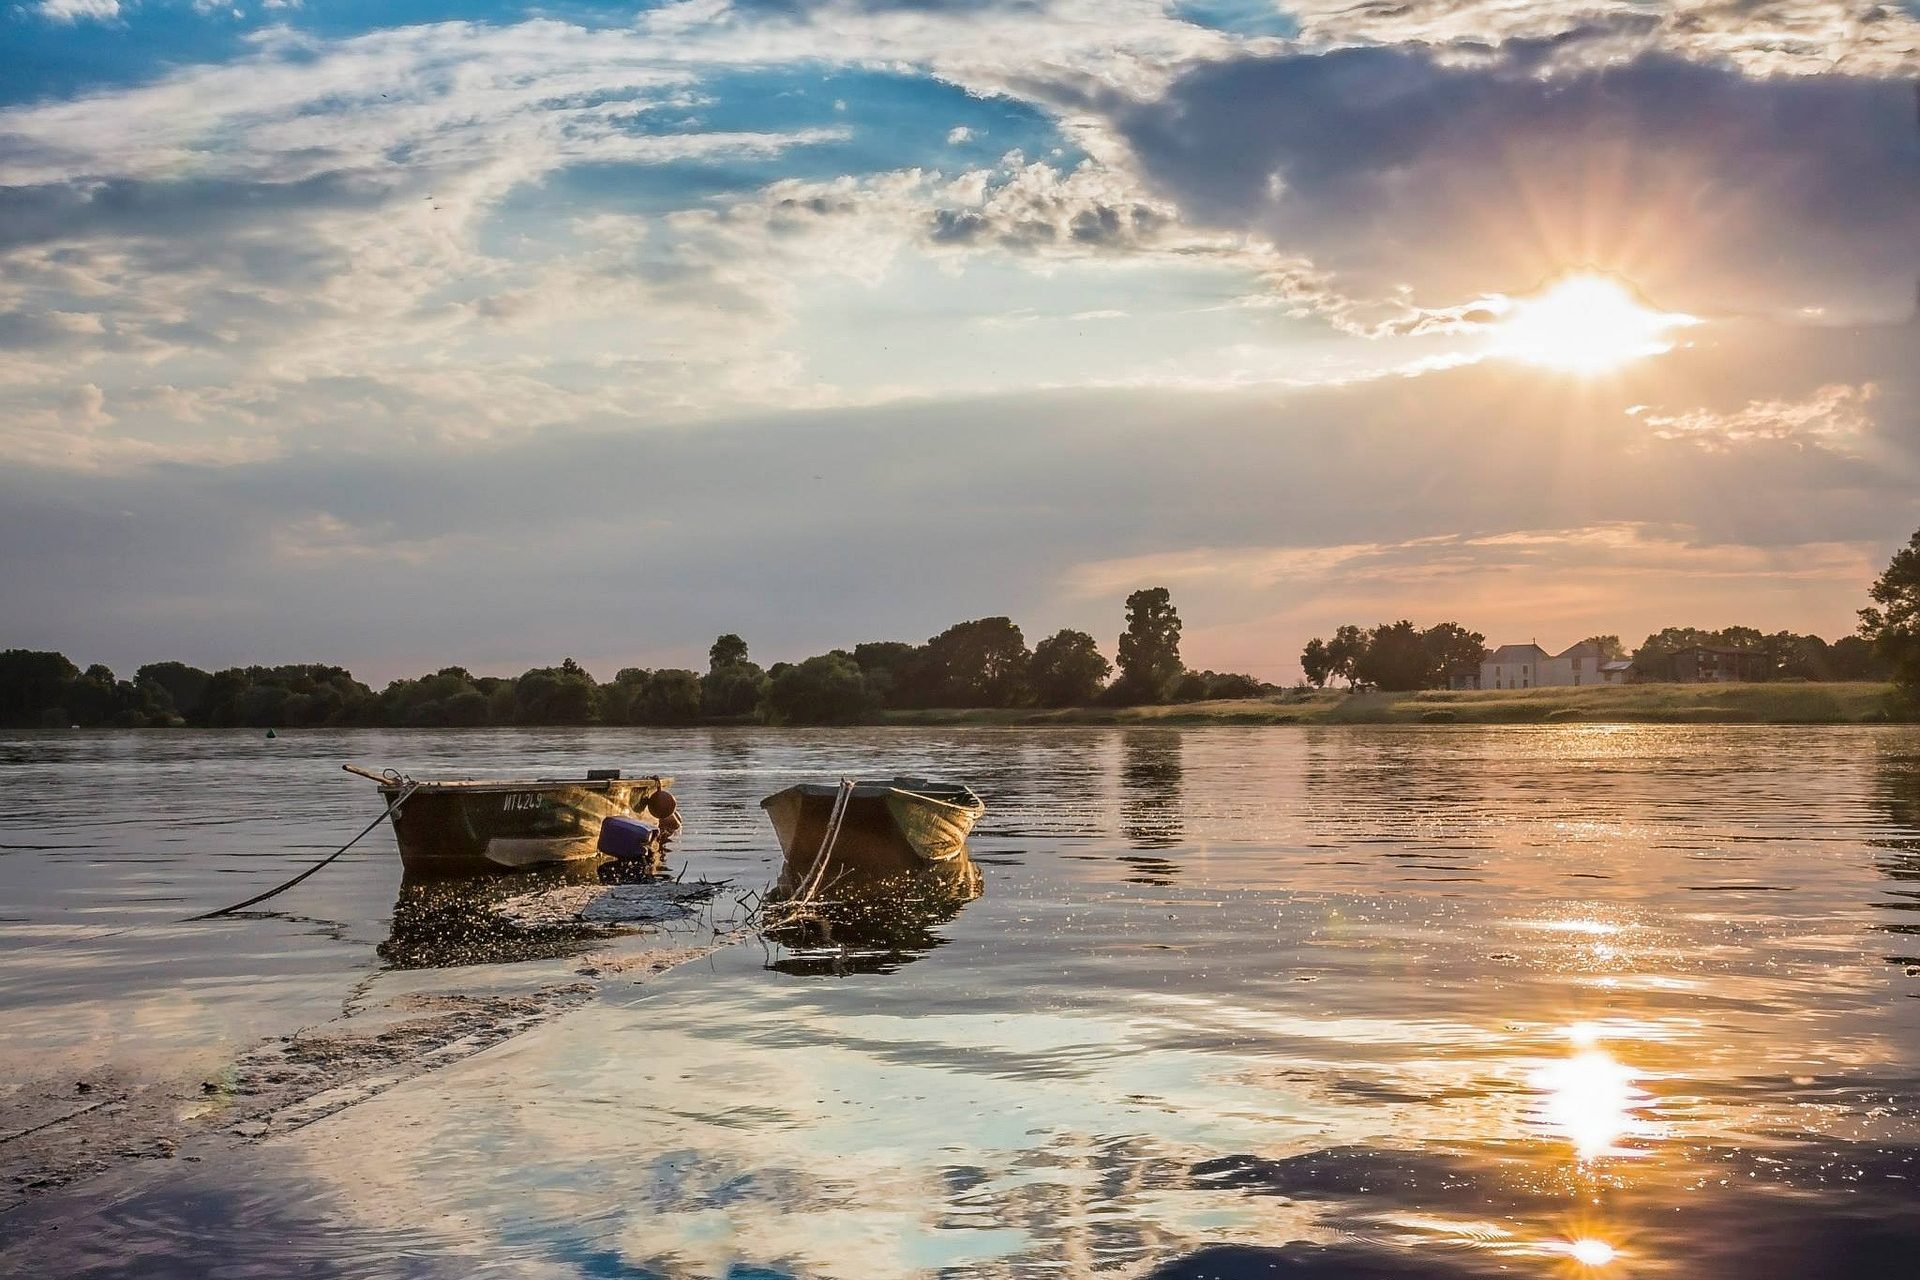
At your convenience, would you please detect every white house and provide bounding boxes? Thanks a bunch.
[1481,640,1623,689]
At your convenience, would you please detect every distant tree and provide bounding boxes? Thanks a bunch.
[136,661,212,721]
[1355,621,1434,692]
[381,667,490,727]
[923,617,1031,707]
[637,669,703,724]
[1326,624,1367,688]
[1766,632,1833,681]
[701,664,768,718]
[1174,670,1267,702]
[1114,587,1183,704]
[1630,627,1721,681]
[850,641,925,708]
[1300,638,1333,689]
[194,663,374,728]
[0,650,81,727]
[597,668,650,725]
[513,659,598,725]
[1029,629,1111,707]
[1862,529,1920,698]
[765,652,880,724]
[708,634,750,672]
[1580,635,1627,662]
[1422,622,1488,686]
[1829,634,1885,681]
[696,634,767,717]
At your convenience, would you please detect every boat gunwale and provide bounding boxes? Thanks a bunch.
[759,781,984,817]
[373,775,672,796]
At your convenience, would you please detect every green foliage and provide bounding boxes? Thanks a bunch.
[1302,621,1485,692]
[1325,624,1366,687]
[921,617,1031,707]
[1580,635,1627,662]
[1114,587,1183,704]
[636,669,703,724]
[765,652,880,724]
[195,664,375,728]
[849,641,923,707]
[1862,529,1920,696]
[1029,629,1112,707]
[1422,622,1489,684]
[1300,638,1333,688]
[512,658,597,725]
[700,663,768,719]
[708,634,750,672]
[0,650,82,726]
[380,667,492,727]
[136,662,211,721]
[700,633,768,717]
[1354,620,1432,692]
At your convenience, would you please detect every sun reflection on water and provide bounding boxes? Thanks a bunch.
[1530,1025,1653,1162]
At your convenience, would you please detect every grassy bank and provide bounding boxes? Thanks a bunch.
[880,682,1908,726]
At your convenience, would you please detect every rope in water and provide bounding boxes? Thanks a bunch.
[3,781,420,956]
[187,779,419,921]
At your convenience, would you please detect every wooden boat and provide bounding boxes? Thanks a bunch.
[347,764,677,876]
[761,778,984,883]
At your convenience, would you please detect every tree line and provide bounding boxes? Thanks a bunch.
[0,587,1272,729]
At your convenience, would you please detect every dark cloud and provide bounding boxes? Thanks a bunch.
[0,172,393,254]
[1107,45,1920,317]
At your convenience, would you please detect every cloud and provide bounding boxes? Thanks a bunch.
[36,0,119,22]
[1283,1,1920,77]
[1632,383,1880,453]
[1102,44,1920,320]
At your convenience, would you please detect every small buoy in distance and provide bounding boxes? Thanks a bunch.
[265,729,277,739]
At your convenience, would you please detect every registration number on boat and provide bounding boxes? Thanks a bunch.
[502,793,544,812]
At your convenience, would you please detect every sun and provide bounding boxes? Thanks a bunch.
[1488,273,1696,375]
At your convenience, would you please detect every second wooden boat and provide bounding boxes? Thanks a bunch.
[761,777,984,883]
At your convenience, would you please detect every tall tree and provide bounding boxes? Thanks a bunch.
[1115,587,1183,704]
[1029,629,1112,707]
[923,617,1031,707]
[1422,622,1488,686]
[1300,638,1333,688]
[1862,529,1920,697]
[1355,621,1432,692]
[708,634,750,672]
[1326,624,1367,688]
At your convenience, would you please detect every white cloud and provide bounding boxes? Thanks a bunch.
[1631,383,1879,453]
[946,125,975,144]
[36,0,119,22]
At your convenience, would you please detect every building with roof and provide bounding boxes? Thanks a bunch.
[1479,640,1624,689]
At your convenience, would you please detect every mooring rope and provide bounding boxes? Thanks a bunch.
[188,779,419,921]
[794,778,855,904]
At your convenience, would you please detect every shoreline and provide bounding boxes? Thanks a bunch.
[879,682,1908,727]
[4,683,1907,733]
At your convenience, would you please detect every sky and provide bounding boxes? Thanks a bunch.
[1,1,1917,684]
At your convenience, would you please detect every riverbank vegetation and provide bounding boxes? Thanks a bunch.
[884,682,1907,725]
[8,529,1920,729]
[0,589,1270,729]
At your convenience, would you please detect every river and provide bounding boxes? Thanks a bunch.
[2,725,1918,1277]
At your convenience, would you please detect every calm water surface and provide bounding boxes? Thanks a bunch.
[4,725,1920,1278]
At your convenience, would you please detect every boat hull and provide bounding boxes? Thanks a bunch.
[762,780,984,887]
[379,777,672,876]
